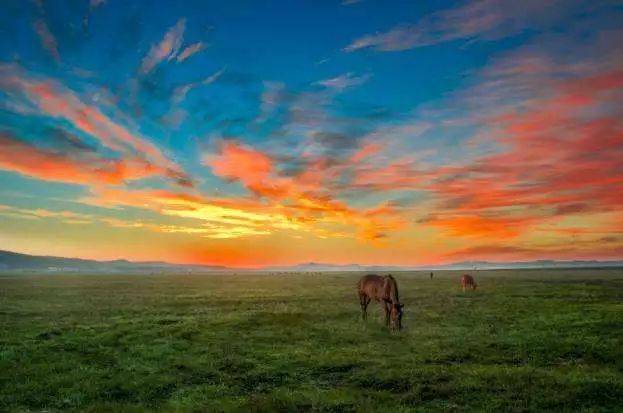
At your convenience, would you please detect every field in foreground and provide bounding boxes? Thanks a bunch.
[1,269,622,412]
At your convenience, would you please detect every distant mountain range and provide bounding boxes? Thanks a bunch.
[0,250,622,273]
[0,250,227,273]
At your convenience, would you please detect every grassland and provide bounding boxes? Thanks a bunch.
[1,269,622,412]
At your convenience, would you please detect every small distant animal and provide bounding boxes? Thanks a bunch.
[461,274,477,291]
[357,274,404,330]
[430,272,434,280]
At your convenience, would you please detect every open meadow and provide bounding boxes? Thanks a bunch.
[1,269,622,412]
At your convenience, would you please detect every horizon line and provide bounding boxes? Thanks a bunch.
[2,248,623,270]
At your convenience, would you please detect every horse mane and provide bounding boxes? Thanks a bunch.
[386,274,400,303]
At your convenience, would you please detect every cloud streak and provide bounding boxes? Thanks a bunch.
[33,18,60,63]
[177,42,206,63]
[344,0,581,52]
[316,73,371,90]
[0,64,191,187]
[0,203,92,225]
[0,132,161,186]
[140,18,186,74]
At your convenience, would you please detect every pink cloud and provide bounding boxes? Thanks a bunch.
[177,42,206,63]
[33,18,60,63]
[140,18,186,74]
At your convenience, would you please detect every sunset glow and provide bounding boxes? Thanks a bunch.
[1,0,622,266]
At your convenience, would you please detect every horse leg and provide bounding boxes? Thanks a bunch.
[360,294,369,320]
[384,301,391,327]
[359,293,365,319]
[364,297,372,320]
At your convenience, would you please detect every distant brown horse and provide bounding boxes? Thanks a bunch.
[357,274,404,330]
[460,274,477,291]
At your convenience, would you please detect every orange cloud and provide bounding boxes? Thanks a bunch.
[206,141,274,189]
[0,133,159,185]
[0,65,190,186]
[422,214,539,239]
[419,69,623,240]
[204,140,407,241]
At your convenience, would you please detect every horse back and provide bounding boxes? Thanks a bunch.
[358,274,386,300]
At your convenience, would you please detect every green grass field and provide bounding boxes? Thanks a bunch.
[1,269,622,412]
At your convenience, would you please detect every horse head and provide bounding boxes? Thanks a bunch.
[390,302,404,330]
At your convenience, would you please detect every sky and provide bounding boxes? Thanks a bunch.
[0,0,622,267]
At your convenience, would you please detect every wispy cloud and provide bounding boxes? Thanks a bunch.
[33,18,60,63]
[202,68,225,85]
[0,203,93,225]
[0,132,161,186]
[314,57,330,66]
[0,64,191,187]
[90,0,106,8]
[315,73,371,90]
[81,187,305,239]
[172,68,224,103]
[0,202,269,239]
[177,42,206,63]
[344,0,578,52]
[140,18,186,74]
[100,216,270,239]
[164,68,224,127]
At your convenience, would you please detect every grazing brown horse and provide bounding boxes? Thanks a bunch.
[460,274,477,291]
[357,274,404,330]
